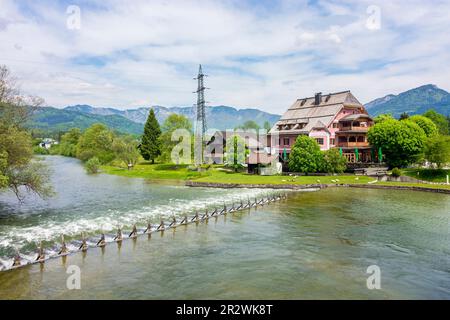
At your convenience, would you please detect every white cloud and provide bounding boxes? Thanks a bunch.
[0,0,449,113]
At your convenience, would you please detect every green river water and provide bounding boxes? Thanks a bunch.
[0,156,449,299]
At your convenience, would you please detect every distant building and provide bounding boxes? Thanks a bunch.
[269,91,375,164]
[39,138,58,149]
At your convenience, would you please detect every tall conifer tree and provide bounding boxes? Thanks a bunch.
[140,109,161,163]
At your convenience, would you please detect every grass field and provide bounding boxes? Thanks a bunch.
[403,168,450,183]
[102,163,209,180]
[101,161,450,191]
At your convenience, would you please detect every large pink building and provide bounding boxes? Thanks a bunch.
[270,91,375,163]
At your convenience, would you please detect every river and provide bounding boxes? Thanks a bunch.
[0,156,449,299]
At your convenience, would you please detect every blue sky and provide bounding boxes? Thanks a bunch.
[1,0,450,113]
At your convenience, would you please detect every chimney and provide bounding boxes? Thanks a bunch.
[314,92,322,105]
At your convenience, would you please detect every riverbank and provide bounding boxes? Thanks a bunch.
[186,181,450,193]
[101,162,450,193]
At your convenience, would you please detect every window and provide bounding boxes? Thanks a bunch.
[330,138,335,145]
[357,136,365,142]
[349,136,356,143]
[315,138,324,145]
[283,138,290,146]
[332,123,338,128]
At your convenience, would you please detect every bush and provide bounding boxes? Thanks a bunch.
[33,145,49,155]
[322,149,347,173]
[288,136,323,173]
[391,167,402,177]
[85,157,101,174]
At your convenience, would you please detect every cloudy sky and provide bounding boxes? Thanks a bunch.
[1,0,450,113]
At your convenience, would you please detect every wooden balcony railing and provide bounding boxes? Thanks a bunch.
[338,126,369,132]
[337,142,369,148]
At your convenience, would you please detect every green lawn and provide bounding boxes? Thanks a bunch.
[101,163,210,180]
[101,162,450,191]
[194,170,373,185]
[376,181,450,190]
[403,168,450,183]
[102,162,373,184]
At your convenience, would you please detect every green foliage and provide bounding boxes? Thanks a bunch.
[403,168,450,182]
[76,123,115,164]
[225,135,248,172]
[140,109,162,163]
[447,115,450,133]
[424,135,450,168]
[374,114,394,123]
[288,135,323,173]
[33,145,50,155]
[236,120,260,131]
[159,113,192,163]
[391,167,402,177]
[263,121,272,132]
[408,115,438,137]
[112,135,141,168]
[322,148,347,173]
[0,126,33,167]
[368,119,427,167]
[0,151,8,189]
[85,157,101,174]
[423,109,449,135]
[58,128,81,157]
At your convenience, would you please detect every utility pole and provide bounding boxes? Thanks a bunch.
[193,65,208,166]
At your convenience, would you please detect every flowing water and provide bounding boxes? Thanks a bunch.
[0,156,449,299]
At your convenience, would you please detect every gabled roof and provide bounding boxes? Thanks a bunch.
[270,91,364,134]
[339,114,372,122]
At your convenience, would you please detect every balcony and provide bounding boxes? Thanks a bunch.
[338,126,369,132]
[337,141,370,148]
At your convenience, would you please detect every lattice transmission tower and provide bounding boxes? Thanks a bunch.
[194,64,207,138]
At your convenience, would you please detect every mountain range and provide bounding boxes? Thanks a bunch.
[29,105,281,135]
[364,84,450,117]
[28,84,450,136]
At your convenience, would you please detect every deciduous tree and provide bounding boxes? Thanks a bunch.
[367,119,426,167]
[0,65,52,200]
[424,135,450,168]
[407,115,438,137]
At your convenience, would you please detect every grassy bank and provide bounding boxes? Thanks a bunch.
[403,168,450,183]
[101,163,210,180]
[101,161,450,192]
[102,162,372,184]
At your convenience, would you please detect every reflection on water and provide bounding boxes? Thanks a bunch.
[0,156,449,299]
